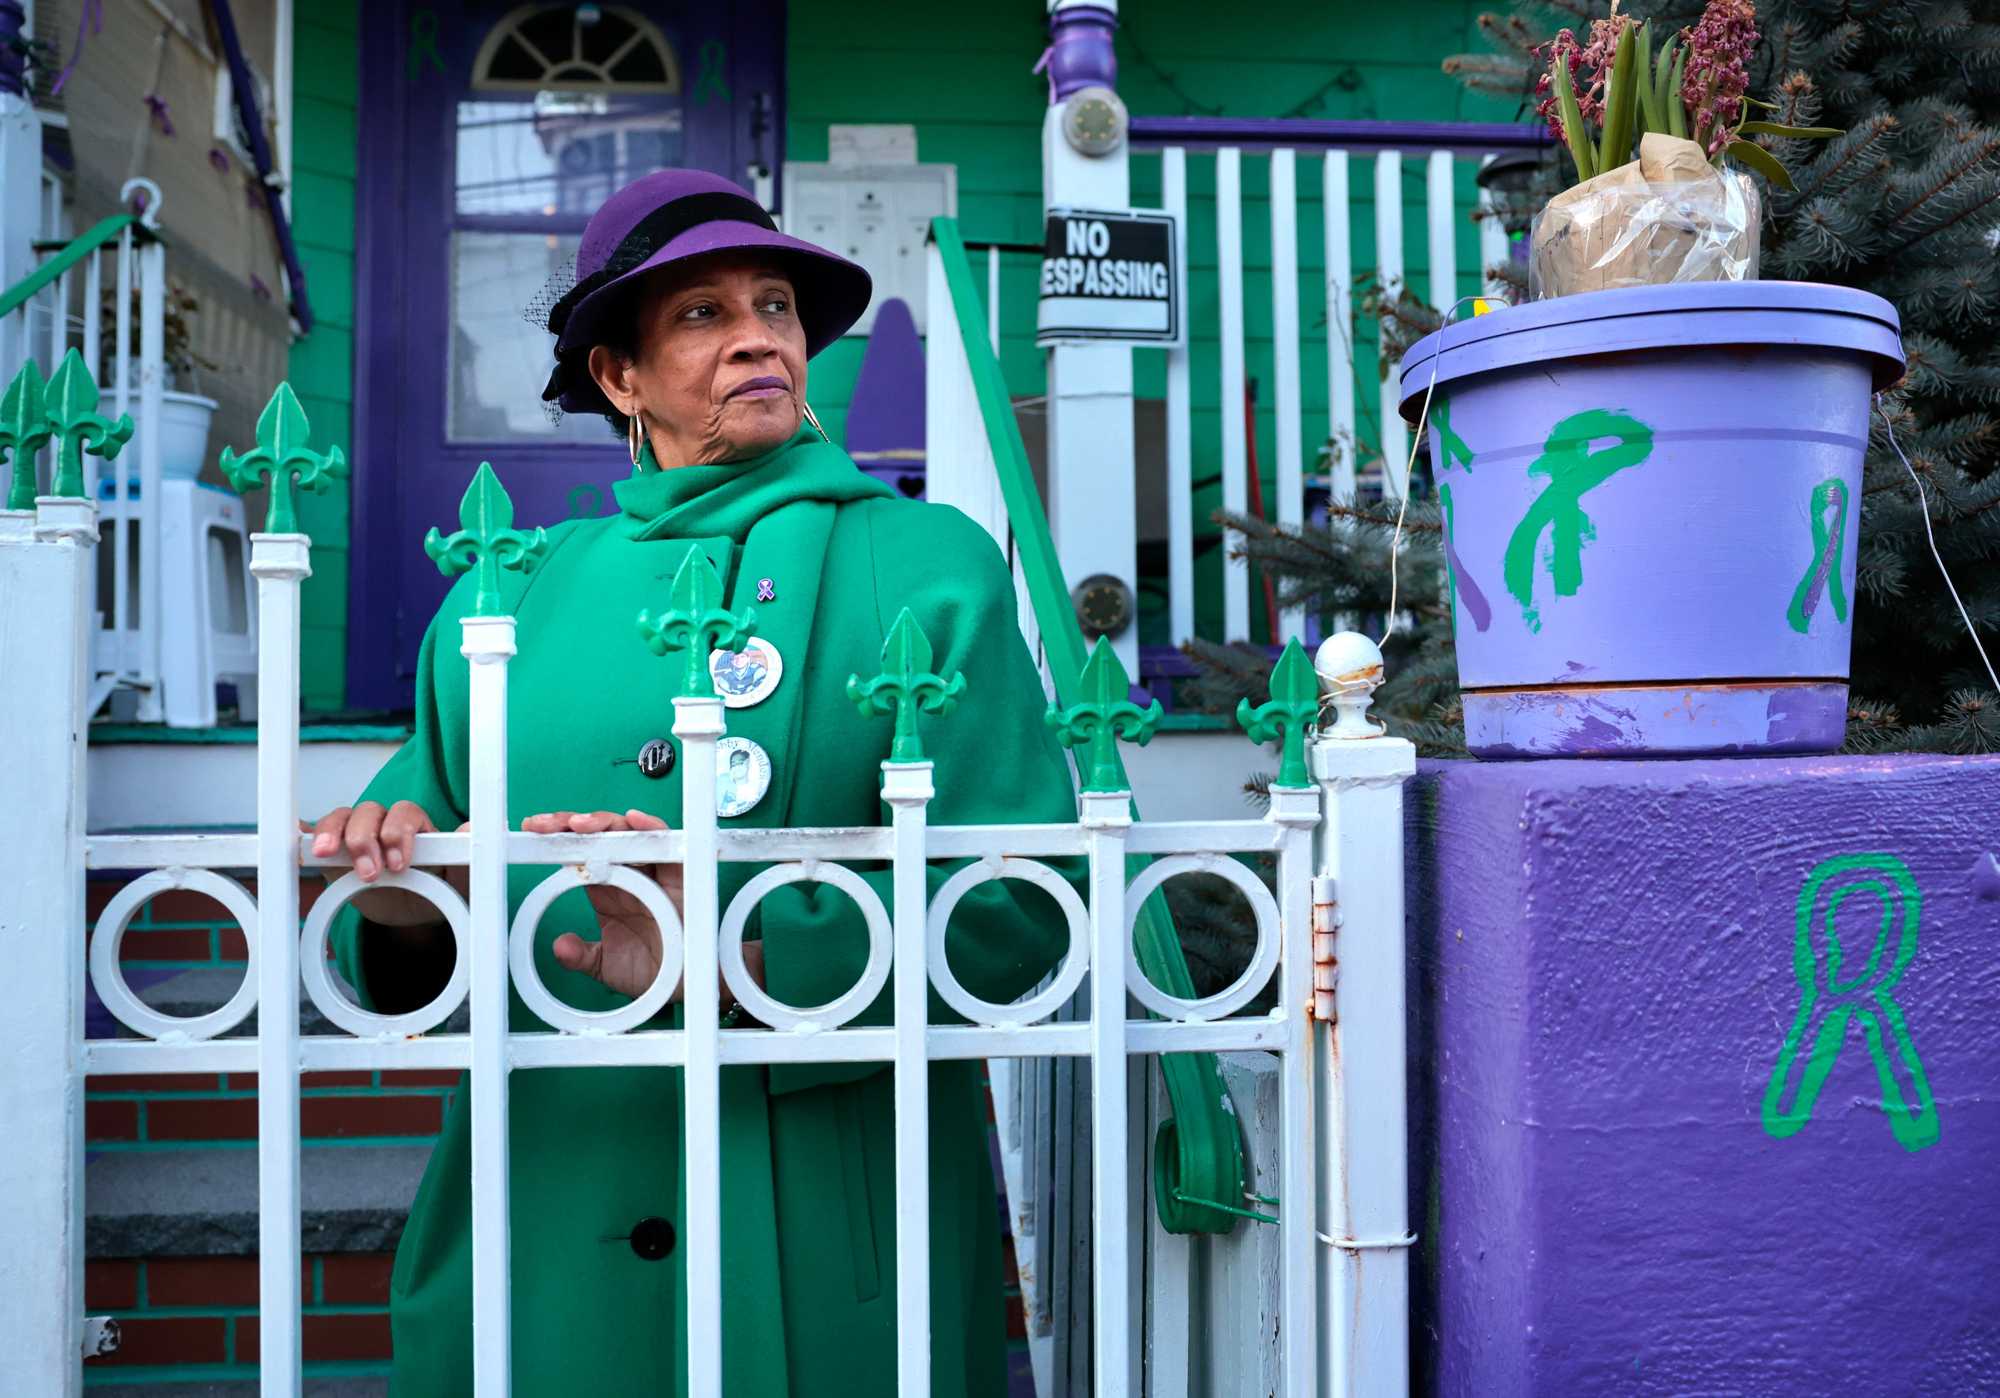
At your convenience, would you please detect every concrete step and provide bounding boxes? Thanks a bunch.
[86,1144,433,1258]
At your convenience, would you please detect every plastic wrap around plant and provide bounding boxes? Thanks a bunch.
[1531,134,1759,299]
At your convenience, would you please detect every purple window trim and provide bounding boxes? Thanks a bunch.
[347,0,787,711]
[1128,116,1555,155]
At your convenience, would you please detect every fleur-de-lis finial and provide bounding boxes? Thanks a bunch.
[44,349,133,499]
[219,382,347,534]
[422,462,548,616]
[1046,637,1162,793]
[1236,638,1319,789]
[1,359,52,510]
[846,607,966,763]
[636,547,757,698]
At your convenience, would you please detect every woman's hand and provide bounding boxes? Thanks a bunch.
[521,809,763,1008]
[305,801,467,928]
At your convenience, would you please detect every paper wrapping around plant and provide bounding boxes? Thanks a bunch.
[1531,134,1759,298]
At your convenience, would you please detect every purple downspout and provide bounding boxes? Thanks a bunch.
[1041,4,1116,103]
[206,0,314,333]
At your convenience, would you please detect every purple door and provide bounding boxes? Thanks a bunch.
[351,1,784,709]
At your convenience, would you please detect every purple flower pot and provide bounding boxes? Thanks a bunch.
[1399,282,1904,759]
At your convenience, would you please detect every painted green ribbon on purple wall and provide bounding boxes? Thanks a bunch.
[1502,409,1653,633]
[1761,853,1939,1154]
[1785,477,1849,634]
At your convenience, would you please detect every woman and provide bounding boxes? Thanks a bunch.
[311,170,1079,1395]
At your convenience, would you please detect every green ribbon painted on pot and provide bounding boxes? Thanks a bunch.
[1502,408,1653,633]
[1785,476,1849,634]
[1761,853,1939,1154]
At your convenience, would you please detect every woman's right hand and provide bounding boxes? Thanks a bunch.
[306,801,467,927]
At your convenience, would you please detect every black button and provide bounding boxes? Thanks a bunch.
[629,1216,676,1261]
[637,738,675,779]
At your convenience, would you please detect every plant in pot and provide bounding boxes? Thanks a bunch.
[98,278,221,486]
[1397,0,1906,759]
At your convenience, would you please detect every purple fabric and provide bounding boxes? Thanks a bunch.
[143,92,174,136]
[843,296,924,464]
[549,169,871,415]
[1407,754,2000,1394]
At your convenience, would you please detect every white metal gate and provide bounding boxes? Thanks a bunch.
[0,369,1417,1397]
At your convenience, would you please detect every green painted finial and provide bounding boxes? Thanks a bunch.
[1,359,52,510]
[1046,636,1162,793]
[219,382,347,534]
[637,547,757,698]
[846,607,966,763]
[1236,638,1320,789]
[44,348,132,499]
[422,462,548,616]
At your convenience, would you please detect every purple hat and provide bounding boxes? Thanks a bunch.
[543,169,872,416]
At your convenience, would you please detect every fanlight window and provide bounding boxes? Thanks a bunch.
[472,4,680,93]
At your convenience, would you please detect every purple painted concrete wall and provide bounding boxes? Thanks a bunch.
[1405,754,2000,1394]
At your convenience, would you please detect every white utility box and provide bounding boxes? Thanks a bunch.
[782,137,955,335]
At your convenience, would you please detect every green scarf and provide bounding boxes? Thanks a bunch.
[615,425,892,547]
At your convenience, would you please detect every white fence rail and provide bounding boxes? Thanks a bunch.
[2,177,172,722]
[0,379,1417,1395]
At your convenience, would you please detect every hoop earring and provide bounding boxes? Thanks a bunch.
[627,411,643,467]
[801,402,830,444]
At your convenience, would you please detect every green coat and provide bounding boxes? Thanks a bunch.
[333,428,1080,1396]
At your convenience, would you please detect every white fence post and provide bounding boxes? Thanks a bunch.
[0,495,98,1397]
[1083,787,1133,1394]
[251,532,310,1397]
[676,689,727,1398]
[465,611,518,1395]
[1310,635,1418,1398]
[887,759,935,1397]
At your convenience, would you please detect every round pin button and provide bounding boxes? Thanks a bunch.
[709,637,784,709]
[628,1216,675,1261]
[714,736,773,818]
[636,738,675,779]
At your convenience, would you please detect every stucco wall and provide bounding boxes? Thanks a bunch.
[1406,754,2000,1394]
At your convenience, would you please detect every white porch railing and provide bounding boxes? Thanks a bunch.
[0,374,1418,1396]
[1,176,171,722]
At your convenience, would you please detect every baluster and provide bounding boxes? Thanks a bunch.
[422,460,547,1395]
[1162,146,1194,650]
[848,606,965,1398]
[1270,149,1305,643]
[219,382,347,1395]
[1323,151,1357,508]
[1374,152,1408,498]
[638,546,754,1398]
[1048,638,1160,1394]
[1216,147,1250,641]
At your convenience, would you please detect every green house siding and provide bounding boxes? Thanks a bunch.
[790,0,1507,644]
[289,0,359,711]
[302,2,1504,694]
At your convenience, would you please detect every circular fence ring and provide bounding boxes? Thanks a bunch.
[927,857,1090,1027]
[300,869,471,1038]
[89,868,261,1041]
[1123,854,1282,1022]
[719,861,892,1032]
[508,862,685,1034]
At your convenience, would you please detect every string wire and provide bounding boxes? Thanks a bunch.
[1382,293,1507,644]
[1878,398,2000,693]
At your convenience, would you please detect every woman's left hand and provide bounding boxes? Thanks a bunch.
[521,808,764,1006]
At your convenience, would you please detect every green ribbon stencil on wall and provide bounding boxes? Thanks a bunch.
[1502,409,1653,632]
[1761,853,1940,1154]
[1786,477,1849,634]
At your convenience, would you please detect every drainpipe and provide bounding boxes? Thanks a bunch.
[1039,0,1139,674]
[0,0,39,381]
[204,0,313,333]
[1312,632,1418,1397]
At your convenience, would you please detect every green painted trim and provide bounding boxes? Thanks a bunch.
[90,722,412,744]
[0,216,144,319]
[1156,712,1233,732]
